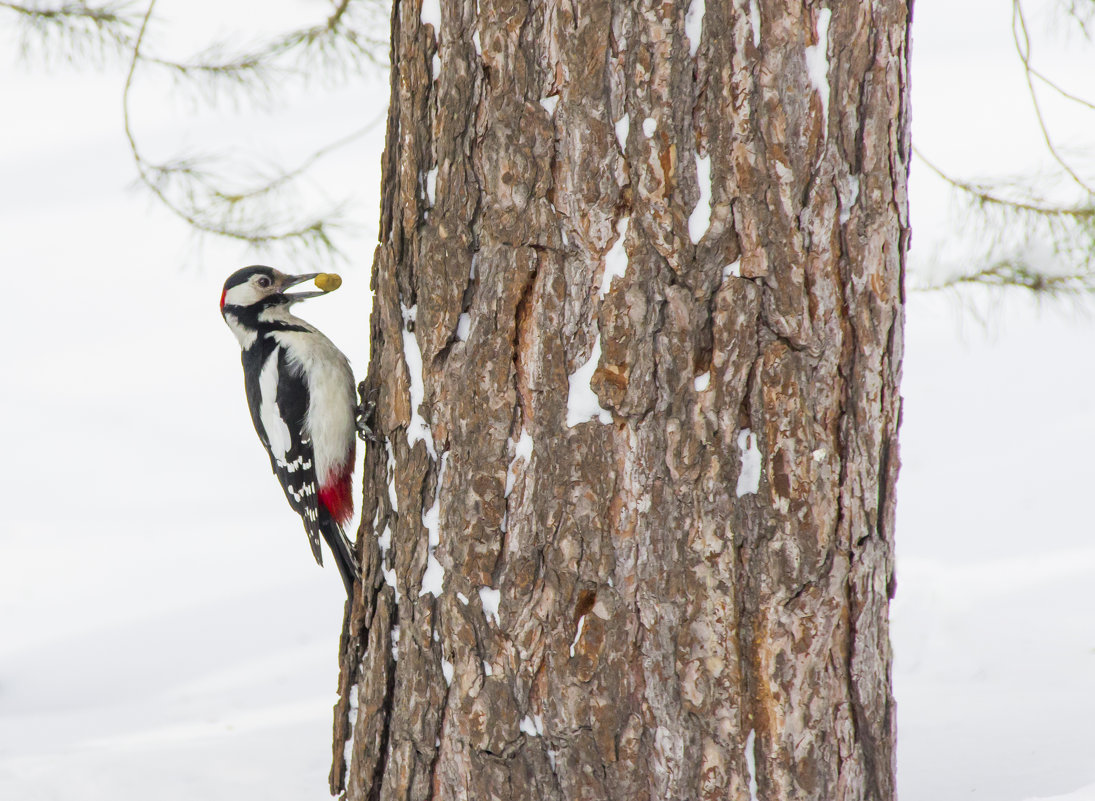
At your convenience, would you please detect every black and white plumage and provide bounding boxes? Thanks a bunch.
[220,265,359,596]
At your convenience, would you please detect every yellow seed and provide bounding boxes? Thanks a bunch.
[315,273,342,292]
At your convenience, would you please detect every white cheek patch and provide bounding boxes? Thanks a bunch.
[222,282,263,307]
[259,348,292,460]
[223,312,257,349]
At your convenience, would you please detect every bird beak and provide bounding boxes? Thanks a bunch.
[281,273,326,303]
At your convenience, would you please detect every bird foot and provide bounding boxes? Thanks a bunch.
[356,382,381,444]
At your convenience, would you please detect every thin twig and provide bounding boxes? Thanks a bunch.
[1012,0,1095,195]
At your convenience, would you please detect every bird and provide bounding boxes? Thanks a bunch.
[220,265,359,596]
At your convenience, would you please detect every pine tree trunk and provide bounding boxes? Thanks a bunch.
[331,0,909,798]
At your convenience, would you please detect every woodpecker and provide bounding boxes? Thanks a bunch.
[220,265,359,596]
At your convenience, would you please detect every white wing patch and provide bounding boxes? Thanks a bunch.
[259,346,293,460]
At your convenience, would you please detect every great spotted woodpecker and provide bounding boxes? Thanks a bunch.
[220,265,359,596]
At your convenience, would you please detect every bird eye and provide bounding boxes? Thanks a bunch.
[257,276,272,288]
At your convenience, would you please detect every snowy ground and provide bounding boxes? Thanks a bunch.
[1,1,1093,800]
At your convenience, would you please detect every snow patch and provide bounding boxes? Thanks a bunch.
[745,729,759,801]
[540,95,558,115]
[401,304,437,458]
[419,554,445,597]
[386,440,399,512]
[615,113,630,151]
[343,683,359,769]
[689,152,712,244]
[694,371,711,392]
[566,328,612,427]
[505,428,534,498]
[482,660,493,676]
[685,0,705,57]
[748,0,761,47]
[735,428,761,497]
[479,586,500,625]
[570,614,587,657]
[423,452,449,548]
[520,716,539,736]
[455,312,471,342]
[472,27,481,55]
[440,657,453,686]
[600,217,630,296]
[804,8,831,133]
[432,52,441,78]
[425,166,437,206]
[456,591,469,605]
[642,116,657,137]
[723,259,741,279]
[383,567,400,602]
[419,452,449,597]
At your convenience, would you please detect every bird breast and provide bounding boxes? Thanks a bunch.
[276,329,356,486]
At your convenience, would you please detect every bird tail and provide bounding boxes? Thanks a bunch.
[320,515,359,598]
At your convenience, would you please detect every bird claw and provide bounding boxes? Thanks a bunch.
[356,383,381,444]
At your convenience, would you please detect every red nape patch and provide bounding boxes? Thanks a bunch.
[219,287,227,309]
[319,468,354,526]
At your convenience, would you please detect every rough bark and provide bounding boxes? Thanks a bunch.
[331,0,909,799]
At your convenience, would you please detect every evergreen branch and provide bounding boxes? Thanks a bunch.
[914,146,1095,220]
[122,0,351,261]
[135,0,386,96]
[1,0,139,56]
[920,261,1095,296]
[1012,0,1095,195]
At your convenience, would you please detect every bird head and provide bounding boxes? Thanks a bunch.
[219,265,337,313]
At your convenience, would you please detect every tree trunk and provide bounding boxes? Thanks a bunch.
[331,0,909,798]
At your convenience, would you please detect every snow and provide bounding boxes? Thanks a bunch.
[440,658,454,686]
[505,428,533,498]
[693,371,710,392]
[386,439,399,511]
[642,116,657,137]
[419,554,445,597]
[383,567,400,601]
[614,113,630,151]
[3,2,1095,801]
[569,614,587,657]
[600,216,630,295]
[455,312,471,342]
[685,0,705,57]
[419,452,449,596]
[688,152,712,244]
[804,8,831,132]
[540,95,558,115]
[401,303,437,458]
[425,166,437,205]
[745,729,759,801]
[519,716,538,736]
[565,328,612,426]
[734,429,761,497]
[748,0,761,47]
[722,259,741,278]
[479,587,501,625]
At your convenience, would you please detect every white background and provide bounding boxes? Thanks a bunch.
[1,1,1093,799]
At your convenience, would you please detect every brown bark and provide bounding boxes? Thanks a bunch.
[331,0,909,799]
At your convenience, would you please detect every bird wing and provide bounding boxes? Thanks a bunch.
[255,344,324,566]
